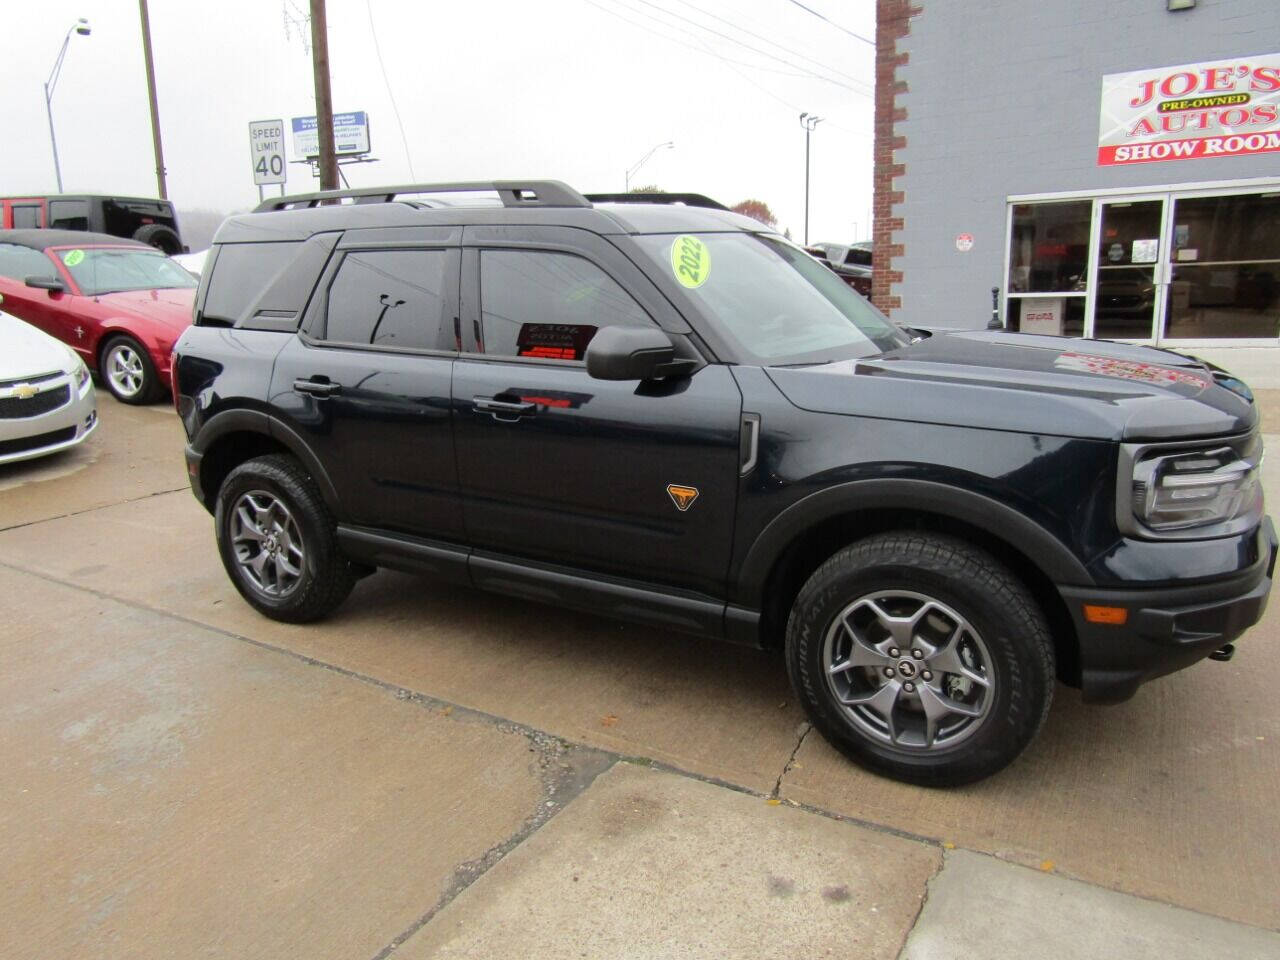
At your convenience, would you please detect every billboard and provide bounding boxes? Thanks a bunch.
[1098,54,1280,165]
[290,111,371,159]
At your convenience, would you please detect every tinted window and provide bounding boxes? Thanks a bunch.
[323,249,449,350]
[12,205,43,229]
[203,242,301,324]
[478,250,651,360]
[0,243,56,282]
[49,199,89,230]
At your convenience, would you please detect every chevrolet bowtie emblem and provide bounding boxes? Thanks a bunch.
[13,384,38,399]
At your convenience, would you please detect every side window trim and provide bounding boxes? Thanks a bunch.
[464,245,656,365]
[305,245,461,355]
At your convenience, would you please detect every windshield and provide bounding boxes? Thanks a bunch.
[636,232,908,365]
[57,247,198,296]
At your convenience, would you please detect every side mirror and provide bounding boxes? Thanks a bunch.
[586,326,689,381]
[25,276,65,293]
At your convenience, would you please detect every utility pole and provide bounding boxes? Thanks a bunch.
[137,0,167,199]
[309,0,338,191]
[799,112,822,245]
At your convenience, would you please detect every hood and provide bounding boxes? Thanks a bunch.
[0,311,76,381]
[94,287,195,333]
[766,330,1257,442]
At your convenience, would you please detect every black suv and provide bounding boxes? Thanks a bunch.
[0,194,185,254]
[174,180,1275,786]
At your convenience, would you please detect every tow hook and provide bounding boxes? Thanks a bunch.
[1208,643,1235,663]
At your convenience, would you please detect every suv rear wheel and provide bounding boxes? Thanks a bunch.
[215,454,355,622]
[785,532,1054,786]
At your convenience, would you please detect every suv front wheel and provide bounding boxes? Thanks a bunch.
[786,532,1055,786]
[215,454,356,623]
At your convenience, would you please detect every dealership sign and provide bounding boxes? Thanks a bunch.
[1098,54,1280,165]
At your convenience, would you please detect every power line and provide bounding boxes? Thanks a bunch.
[781,0,875,46]
[580,0,873,137]
[581,0,810,79]
[617,0,868,92]
[667,0,871,88]
[366,0,416,180]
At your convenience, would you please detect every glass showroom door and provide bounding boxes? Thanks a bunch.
[1163,191,1280,343]
[1088,197,1169,342]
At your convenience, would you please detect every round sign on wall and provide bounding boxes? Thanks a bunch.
[955,233,974,252]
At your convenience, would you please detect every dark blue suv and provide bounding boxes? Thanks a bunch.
[174,181,1275,785]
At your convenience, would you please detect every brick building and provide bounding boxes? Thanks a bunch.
[873,0,1280,347]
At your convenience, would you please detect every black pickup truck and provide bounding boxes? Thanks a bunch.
[173,181,1274,786]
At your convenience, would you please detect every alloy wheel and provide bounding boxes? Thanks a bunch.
[105,343,146,398]
[229,490,305,597]
[823,590,994,750]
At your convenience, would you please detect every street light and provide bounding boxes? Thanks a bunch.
[799,112,823,245]
[625,141,674,192]
[44,18,91,193]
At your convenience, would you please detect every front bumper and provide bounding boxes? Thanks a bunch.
[1061,516,1277,704]
[0,377,98,466]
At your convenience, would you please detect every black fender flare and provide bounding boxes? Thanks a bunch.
[732,478,1094,608]
[191,409,342,514]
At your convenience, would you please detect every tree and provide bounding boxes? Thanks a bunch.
[628,184,663,194]
[730,199,777,228]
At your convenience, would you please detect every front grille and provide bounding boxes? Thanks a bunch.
[0,370,60,390]
[0,426,76,457]
[0,384,71,419]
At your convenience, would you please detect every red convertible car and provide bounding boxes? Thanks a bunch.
[0,230,197,403]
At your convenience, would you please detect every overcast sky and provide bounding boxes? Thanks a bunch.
[4,0,875,244]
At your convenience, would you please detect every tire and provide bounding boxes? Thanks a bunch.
[132,224,183,255]
[214,454,355,623]
[99,334,161,404]
[785,532,1054,787]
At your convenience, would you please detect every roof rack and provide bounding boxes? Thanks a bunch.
[583,192,729,211]
[254,180,591,213]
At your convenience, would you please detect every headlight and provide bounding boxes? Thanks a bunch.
[1121,434,1263,538]
[65,349,90,389]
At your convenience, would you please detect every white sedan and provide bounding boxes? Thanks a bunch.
[0,302,98,466]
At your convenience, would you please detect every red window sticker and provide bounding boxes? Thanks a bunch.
[516,323,598,361]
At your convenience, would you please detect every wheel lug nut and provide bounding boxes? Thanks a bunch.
[912,649,923,659]
[888,648,899,657]
[922,671,933,681]
[904,681,915,693]
[883,667,895,677]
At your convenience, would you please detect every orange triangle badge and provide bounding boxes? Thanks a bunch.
[666,484,700,512]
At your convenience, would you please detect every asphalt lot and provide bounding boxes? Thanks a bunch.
[1,394,1278,959]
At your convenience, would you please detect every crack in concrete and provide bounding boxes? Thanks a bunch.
[771,721,812,799]
[0,485,187,533]
[368,732,614,960]
[893,848,947,960]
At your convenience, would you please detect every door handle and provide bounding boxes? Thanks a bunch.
[473,396,536,419]
[293,378,341,397]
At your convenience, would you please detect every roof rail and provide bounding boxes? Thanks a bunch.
[583,192,729,211]
[254,180,591,213]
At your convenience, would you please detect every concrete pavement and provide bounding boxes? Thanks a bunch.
[2,395,1278,957]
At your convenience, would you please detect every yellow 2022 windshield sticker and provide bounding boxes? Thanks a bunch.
[670,235,709,289]
[63,249,85,267]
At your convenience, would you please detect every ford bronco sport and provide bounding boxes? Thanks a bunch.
[173,181,1275,785]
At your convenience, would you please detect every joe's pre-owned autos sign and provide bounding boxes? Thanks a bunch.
[1098,53,1280,165]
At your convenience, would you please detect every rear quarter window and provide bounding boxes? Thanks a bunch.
[200,241,303,326]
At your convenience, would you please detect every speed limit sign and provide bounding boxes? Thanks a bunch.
[249,119,287,186]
